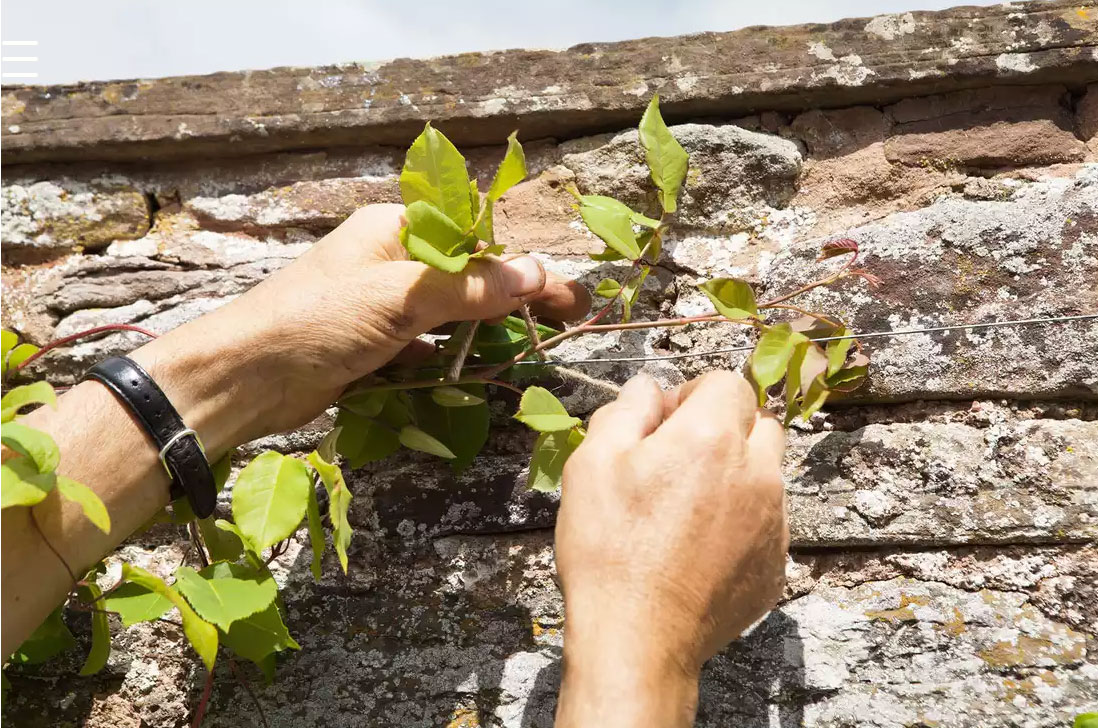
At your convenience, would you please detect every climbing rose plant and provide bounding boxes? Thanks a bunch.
[0,95,875,718]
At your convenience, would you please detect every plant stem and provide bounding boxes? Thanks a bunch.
[582,227,660,327]
[518,305,546,360]
[191,668,216,728]
[446,321,480,381]
[14,324,158,372]
[189,522,210,569]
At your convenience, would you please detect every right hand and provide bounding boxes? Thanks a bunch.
[554,371,789,726]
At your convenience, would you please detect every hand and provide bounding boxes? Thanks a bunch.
[131,203,590,450]
[554,371,788,728]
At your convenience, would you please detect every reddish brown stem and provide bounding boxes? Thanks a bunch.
[190,668,216,728]
[14,324,158,372]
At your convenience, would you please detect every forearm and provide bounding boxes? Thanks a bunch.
[1,306,278,656]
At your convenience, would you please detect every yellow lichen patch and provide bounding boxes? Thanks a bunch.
[978,633,1085,668]
[446,706,480,728]
[865,592,930,622]
[940,607,966,636]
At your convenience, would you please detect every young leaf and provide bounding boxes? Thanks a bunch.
[1,422,60,474]
[339,390,389,419]
[307,451,352,574]
[621,266,650,324]
[402,227,471,273]
[473,242,505,257]
[220,602,300,669]
[800,375,830,420]
[401,199,473,272]
[1,458,56,508]
[750,324,809,405]
[304,478,325,581]
[6,343,39,372]
[400,122,472,229]
[1074,714,1098,728]
[826,330,855,376]
[198,516,244,563]
[121,563,218,671]
[77,581,110,676]
[1,330,17,362]
[594,279,622,299]
[487,131,527,201]
[527,428,585,492]
[214,519,261,565]
[412,385,489,472]
[589,247,626,262]
[638,94,689,213]
[578,198,641,260]
[399,425,456,459]
[211,449,233,492]
[56,476,111,534]
[699,279,758,320]
[174,562,278,632]
[514,387,581,433]
[430,385,486,408]
[10,605,76,665]
[334,409,400,468]
[826,353,870,392]
[231,451,311,551]
[103,581,173,627]
[1,381,57,423]
[818,238,858,261]
[637,228,661,262]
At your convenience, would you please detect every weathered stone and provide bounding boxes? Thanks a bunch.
[1079,83,1098,157]
[884,86,1086,167]
[0,180,149,260]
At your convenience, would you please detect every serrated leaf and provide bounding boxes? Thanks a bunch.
[826,330,855,376]
[639,94,689,213]
[103,581,173,627]
[412,385,489,472]
[307,452,352,574]
[399,425,456,459]
[401,200,473,272]
[1,381,57,423]
[430,385,485,408]
[1,422,59,474]
[1,457,56,508]
[334,409,400,468]
[10,605,76,665]
[699,278,758,320]
[231,451,311,552]
[198,516,244,563]
[400,122,472,229]
[56,476,110,534]
[121,564,217,671]
[402,227,471,273]
[594,279,622,299]
[304,478,325,581]
[526,428,584,492]
[77,581,110,675]
[488,131,527,201]
[7,343,38,371]
[214,519,258,561]
[750,324,809,405]
[514,387,581,433]
[174,562,278,632]
[621,266,649,324]
[578,197,641,260]
[589,247,626,262]
[220,602,300,668]
[818,238,858,261]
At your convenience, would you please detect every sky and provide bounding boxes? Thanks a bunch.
[2,0,1000,86]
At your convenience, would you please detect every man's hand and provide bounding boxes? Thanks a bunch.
[554,371,789,728]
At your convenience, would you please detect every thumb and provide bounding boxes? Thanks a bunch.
[413,255,547,328]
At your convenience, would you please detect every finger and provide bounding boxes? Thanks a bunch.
[528,274,592,323]
[409,255,548,330]
[745,409,786,476]
[582,373,665,452]
[653,371,758,448]
[390,338,438,365]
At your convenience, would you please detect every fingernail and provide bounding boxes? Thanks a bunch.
[501,256,545,298]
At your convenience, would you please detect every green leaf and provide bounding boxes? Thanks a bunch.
[56,476,110,533]
[334,409,400,468]
[473,242,505,257]
[637,228,661,261]
[473,317,559,365]
[699,278,758,320]
[231,451,311,552]
[487,131,527,201]
[198,516,244,563]
[826,353,870,393]
[7,343,39,372]
[402,226,471,273]
[430,385,485,408]
[399,425,456,459]
[826,330,855,376]
[1,457,56,508]
[800,375,830,421]
[211,450,233,492]
[220,602,299,668]
[77,581,110,675]
[514,387,581,433]
[339,390,389,419]
[400,122,472,229]
[214,519,260,566]
[174,562,278,631]
[750,324,809,405]
[1075,713,1098,728]
[103,581,173,627]
[401,200,474,272]
[594,279,622,299]
[11,605,76,665]
[527,428,585,492]
[307,451,352,574]
[1,381,57,423]
[638,94,689,213]
[412,385,489,472]
[1,422,59,474]
[120,564,218,671]
[578,197,640,260]
[621,266,650,324]
[1,330,17,360]
[589,247,625,262]
[304,477,325,581]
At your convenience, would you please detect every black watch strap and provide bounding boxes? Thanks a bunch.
[84,356,217,519]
